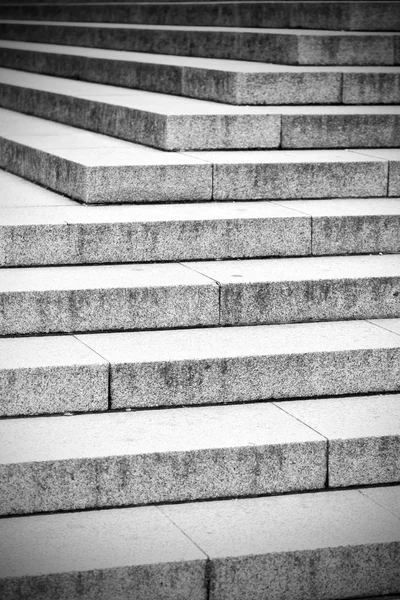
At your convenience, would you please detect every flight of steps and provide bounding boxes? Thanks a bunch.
[0,1,400,599]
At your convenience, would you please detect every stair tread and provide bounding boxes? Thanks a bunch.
[0,487,399,599]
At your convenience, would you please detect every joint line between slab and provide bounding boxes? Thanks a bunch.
[358,489,400,521]
[365,319,400,338]
[73,334,112,409]
[155,505,211,560]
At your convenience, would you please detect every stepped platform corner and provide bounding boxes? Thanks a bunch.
[0,2,400,599]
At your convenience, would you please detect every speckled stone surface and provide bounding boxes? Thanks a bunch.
[277,395,400,487]
[186,149,388,200]
[350,149,400,197]
[1,2,399,31]
[79,320,400,408]
[0,263,219,335]
[160,489,400,600]
[0,69,281,150]
[281,109,400,149]
[343,71,400,104]
[0,403,326,514]
[0,506,207,600]
[0,336,109,417]
[0,108,212,203]
[185,254,400,325]
[0,201,310,267]
[276,198,400,255]
[0,22,397,66]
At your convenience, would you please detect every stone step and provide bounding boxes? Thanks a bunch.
[2,68,400,150]
[3,318,400,415]
[3,184,400,266]
[1,1,399,31]
[0,21,398,66]
[1,486,399,599]
[2,255,400,335]
[0,108,213,204]
[1,109,398,202]
[0,262,220,335]
[2,41,399,105]
[1,394,400,515]
[5,319,400,416]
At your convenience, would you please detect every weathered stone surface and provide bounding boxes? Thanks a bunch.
[1,2,399,31]
[0,403,326,514]
[350,149,400,197]
[0,22,396,66]
[0,336,109,417]
[0,507,207,600]
[276,198,400,255]
[0,108,212,203]
[297,31,396,66]
[79,320,400,408]
[185,254,400,325]
[281,106,400,149]
[160,489,400,600]
[186,149,388,201]
[278,395,400,487]
[0,263,219,335]
[0,201,310,267]
[343,70,400,104]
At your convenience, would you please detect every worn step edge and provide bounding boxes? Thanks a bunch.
[2,40,400,105]
[0,487,399,600]
[0,21,398,66]
[2,68,400,150]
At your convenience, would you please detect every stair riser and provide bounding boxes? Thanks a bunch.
[2,274,400,335]
[107,347,400,408]
[3,213,400,267]
[1,83,399,150]
[0,284,220,336]
[0,138,213,204]
[0,442,326,515]
[0,218,311,267]
[0,23,397,66]
[3,47,399,105]
[0,3,399,31]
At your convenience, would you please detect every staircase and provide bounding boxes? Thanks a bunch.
[0,1,400,598]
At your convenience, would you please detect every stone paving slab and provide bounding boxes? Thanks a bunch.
[0,262,219,335]
[0,21,397,66]
[0,335,109,416]
[3,41,399,105]
[0,2,399,31]
[0,108,212,203]
[2,68,400,149]
[275,198,400,255]
[0,170,78,207]
[79,319,400,408]
[350,149,400,197]
[0,403,326,514]
[0,506,207,600]
[276,394,400,487]
[160,488,400,600]
[185,254,400,325]
[0,201,311,266]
